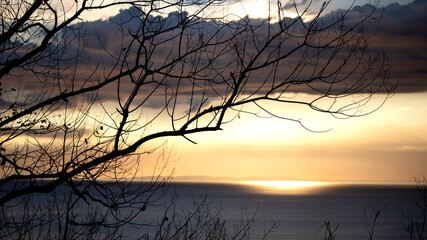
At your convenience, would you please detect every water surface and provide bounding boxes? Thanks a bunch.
[165,181,422,239]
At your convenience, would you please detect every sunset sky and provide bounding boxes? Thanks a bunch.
[138,0,427,183]
[168,92,427,182]
[4,0,426,183]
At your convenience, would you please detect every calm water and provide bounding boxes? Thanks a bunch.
[1,181,424,239]
[159,181,422,239]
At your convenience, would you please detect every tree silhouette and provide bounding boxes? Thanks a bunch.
[0,0,394,238]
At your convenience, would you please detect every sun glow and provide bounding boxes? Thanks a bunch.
[242,181,330,194]
[245,180,326,188]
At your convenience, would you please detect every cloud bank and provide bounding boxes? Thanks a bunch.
[4,0,425,107]
[79,1,426,94]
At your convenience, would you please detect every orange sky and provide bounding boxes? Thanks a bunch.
[141,92,427,182]
[3,0,425,184]
[136,0,427,183]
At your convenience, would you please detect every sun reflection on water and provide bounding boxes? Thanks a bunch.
[241,181,330,195]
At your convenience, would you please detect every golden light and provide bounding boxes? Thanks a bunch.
[242,181,330,194]
[246,180,325,187]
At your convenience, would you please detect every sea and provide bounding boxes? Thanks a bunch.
[1,180,425,239]
[158,181,424,239]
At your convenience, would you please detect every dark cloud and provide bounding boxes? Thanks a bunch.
[9,0,426,101]
[322,1,427,92]
[133,2,427,93]
[371,1,427,38]
[370,1,427,92]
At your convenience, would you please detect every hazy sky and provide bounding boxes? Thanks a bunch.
[73,0,427,182]
[5,0,426,183]
[135,0,427,182]
[166,92,427,182]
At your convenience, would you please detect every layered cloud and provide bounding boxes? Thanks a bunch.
[332,0,427,92]
[78,0,426,94]
[372,0,427,92]
[3,0,425,111]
